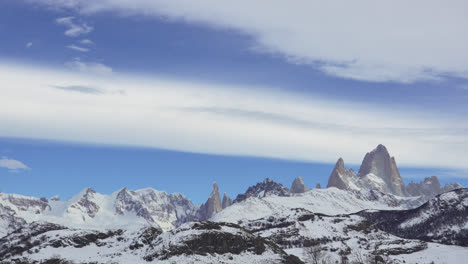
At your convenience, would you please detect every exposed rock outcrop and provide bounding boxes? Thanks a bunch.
[234,178,290,203]
[407,176,463,202]
[222,192,233,209]
[326,158,357,190]
[198,182,222,220]
[290,176,308,193]
[358,144,408,196]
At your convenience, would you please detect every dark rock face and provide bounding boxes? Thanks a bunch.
[315,183,321,189]
[357,144,408,196]
[129,227,162,250]
[0,222,67,259]
[198,182,222,220]
[327,158,357,190]
[290,176,308,193]
[239,208,427,260]
[222,192,233,209]
[358,188,468,246]
[234,178,290,203]
[0,204,27,237]
[144,221,303,264]
[7,195,50,212]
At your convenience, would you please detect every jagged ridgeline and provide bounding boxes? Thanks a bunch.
[0,145,466,263]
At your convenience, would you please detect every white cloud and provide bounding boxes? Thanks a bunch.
[55,16,93,37]
[26,42,33,48]
[34,1,468,83]
[80,39,94,45]
[65,58,112,75]
[1,62,467,172]
[66,44,89,52]
[0,157,29,171]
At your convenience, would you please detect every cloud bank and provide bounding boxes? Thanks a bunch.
[1,63,467,172]
[0,157,29,171]
[34,0,468,83]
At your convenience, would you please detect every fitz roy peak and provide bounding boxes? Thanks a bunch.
[358,144,407,196]
[326,144,462,200]
[328,144,408,196]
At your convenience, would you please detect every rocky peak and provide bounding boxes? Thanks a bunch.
[315,183,321,189]
[407,176,463,201]
[222,192,233,209]
[290,176,308,193]
[358,145,408,196]
[198,182,222,220]
[327,158,357,190]
[67,187,100,219]
[234,178,290,203]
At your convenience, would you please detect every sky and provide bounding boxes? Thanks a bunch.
[0,0,467,203]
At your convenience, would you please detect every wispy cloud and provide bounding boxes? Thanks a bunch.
[65,58,112,75]
[0,157,29,172]
[51,85,104,95]
[1,63,468,171]
[56,16,93,37]
[37,1,468,83]
[80,39,94,45]
[25,42,33,48]
[66,44,89,52]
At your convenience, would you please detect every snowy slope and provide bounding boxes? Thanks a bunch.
[212,187,418,223]
[358,188,468,246]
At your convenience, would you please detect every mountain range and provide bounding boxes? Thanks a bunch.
[0,145,466,263]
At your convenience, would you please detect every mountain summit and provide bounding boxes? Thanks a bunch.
[327,144,462,200]
[327,144,407,196]
[290,176,308,193]
[358,144,407,196]
[198,182,222,220]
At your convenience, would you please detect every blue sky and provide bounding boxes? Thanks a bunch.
[0,0,467,203]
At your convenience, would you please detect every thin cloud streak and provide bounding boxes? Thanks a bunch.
[51,85,103,95]
[0,63,467,171]
[0,157,29,171]
[56,16,93,37]
[66,45,89,52]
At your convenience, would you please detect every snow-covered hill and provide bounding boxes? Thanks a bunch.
[0,221,303,264]
[358,188,468,246]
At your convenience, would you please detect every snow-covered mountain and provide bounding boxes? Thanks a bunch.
[327,144,462,201]
[0,144,466,263]
[0,187,199,236]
